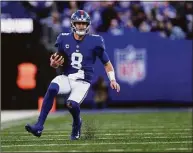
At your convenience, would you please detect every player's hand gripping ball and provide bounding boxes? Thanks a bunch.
[50,52,64,68]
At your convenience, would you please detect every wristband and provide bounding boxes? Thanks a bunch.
[108,71,116,81]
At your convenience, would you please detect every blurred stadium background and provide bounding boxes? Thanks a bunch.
[1,1,192,110]
[1,1,192,152]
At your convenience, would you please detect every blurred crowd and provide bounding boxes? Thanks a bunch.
[1,1,193,40]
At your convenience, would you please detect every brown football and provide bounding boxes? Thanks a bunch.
[52,52,68,68]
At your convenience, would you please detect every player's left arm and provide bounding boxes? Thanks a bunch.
[104,61,120,92]
[96,36,120,92]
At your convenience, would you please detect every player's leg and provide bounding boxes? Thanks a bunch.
[66,100,82,140]
[25,75,71,137]
[25,82,59,137]
[37,75,71,126]
[66,79,90,140]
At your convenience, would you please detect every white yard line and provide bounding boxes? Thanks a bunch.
[2,128,192,134]
[166,148,192,151]
[2,136,193,142]
[2,132,191,138]
[51,128,193,131]
[2,151,98,153]
[108,147,192,152]
[2,120,192,131]
[3,148,192,152]
[101,132,191,136]
[2,148,191,152]
[45,125,192,130]
[108,149,125,152]
[100,125,192,128]
[1,141,192,148]
[2,151,90,153]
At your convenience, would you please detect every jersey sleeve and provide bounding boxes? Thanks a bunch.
[95,36,110,65]
[55,33,63,52]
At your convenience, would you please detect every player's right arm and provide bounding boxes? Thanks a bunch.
[50,33,65,68]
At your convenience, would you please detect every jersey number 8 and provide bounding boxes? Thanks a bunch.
[71,52,83,69]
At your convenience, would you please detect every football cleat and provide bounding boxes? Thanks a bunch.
[70,118,82,140]
[25,124,44,137]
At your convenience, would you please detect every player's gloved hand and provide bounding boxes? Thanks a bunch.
[110,80,120,92]
[50,53,64,68]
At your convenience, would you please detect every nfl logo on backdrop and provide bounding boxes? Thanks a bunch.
[115,45,147,85]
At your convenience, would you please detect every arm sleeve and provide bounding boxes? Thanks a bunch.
[54,34,63,53]
[95,36,110,65]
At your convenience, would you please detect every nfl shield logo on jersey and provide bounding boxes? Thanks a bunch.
[115,45,147,85]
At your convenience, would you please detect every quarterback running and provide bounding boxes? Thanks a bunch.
[25,10,120,140]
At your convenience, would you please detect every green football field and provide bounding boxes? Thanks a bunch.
[1,109,193,152]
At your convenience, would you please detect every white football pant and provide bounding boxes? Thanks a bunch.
[51,74,90,104]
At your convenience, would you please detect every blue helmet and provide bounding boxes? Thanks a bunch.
[71,10,91,35]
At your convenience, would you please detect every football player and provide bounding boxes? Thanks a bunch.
[25,10,120,140]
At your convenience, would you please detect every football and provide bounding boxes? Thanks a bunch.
[51,52,68,68]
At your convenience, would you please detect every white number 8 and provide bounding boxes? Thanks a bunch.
[71,52,83,69]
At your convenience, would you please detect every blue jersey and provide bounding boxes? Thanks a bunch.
[55,33,109,83]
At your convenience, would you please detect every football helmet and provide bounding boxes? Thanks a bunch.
[71,10,91,36]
